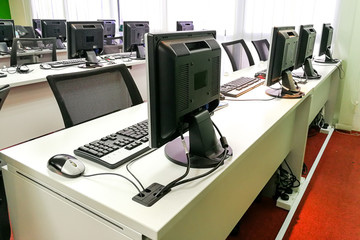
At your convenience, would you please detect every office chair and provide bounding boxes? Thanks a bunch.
[251,39,270,61]
[221,39,255,71]
[0,84,10,111]
[15,25,36,38]
[103,44,121,54]
[47,64,143,128]
[10,37,57,66]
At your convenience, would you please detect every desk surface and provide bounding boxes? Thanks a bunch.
[1,57,145,88]
[0,61,341,239]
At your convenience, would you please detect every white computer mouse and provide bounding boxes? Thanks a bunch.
[47,154,85,178]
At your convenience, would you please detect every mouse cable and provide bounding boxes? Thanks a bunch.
[125,158,146,191]
[82,172,143,195]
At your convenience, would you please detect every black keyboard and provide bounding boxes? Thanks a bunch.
[220,77,265,98]
[48,59,87,68]
[74,120,151,169]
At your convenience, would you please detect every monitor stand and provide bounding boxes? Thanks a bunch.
[296,58,321,80]
[164,110,232,168]
[315,49,339,64]
[266,70,304,98]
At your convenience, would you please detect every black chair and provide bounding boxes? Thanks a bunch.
[221,39,255,71]
[15,25,36,38]
[10,37,57,66]
[251,39,270,61]
[47,64,143,128]
[0,84,10,111]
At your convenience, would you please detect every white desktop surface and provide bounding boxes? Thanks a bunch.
[1,61,341,239]
[1,58,145,88]
[0,58,146,150]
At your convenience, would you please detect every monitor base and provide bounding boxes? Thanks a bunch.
[165,137,232,168]
[293,73,321,80]
[265,88,304,99]
[314,58,339,64]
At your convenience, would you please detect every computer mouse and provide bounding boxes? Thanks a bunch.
[40,63,52,70]
[47,154,85,178]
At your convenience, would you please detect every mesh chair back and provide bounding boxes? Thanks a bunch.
[221,39,254,71]
[10,37,57,66]
[0,84,10,111]
[252,39,270,61]
[47,64,143,128]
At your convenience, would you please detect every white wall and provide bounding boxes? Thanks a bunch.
[334,0,360,131]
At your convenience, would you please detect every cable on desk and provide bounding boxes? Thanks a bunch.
[82,172,143,195]
[155,125,191,197]
[337,63,345,79]
[157,120,231,196]
[126,158,146,191]
[224,97,276,102]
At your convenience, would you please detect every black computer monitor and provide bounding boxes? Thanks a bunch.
[176,21,194,31]
[0,19,15,48]
[146,30,231,170]
[67,21,104,64]
[294,24,321,79]
[123,21,149,59]
[41,19,67,42]
[32,19,42,37]
[98,19,116,38]
[266,26,304,98]
[316,23,339,64]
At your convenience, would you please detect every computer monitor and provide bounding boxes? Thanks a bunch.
[41,19,66,41]
[67,21,104,64]
[146,30,231,170]
[98,19,116,38]
[266,26,304,98]
[316,23,339,64]
[0,20,15,48]
[32,19,42,37]
[176,21,194,31]
[123,21,149,59]
[294,24,321,79]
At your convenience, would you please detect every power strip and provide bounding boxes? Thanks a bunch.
[320,125,332,134]
[276,177,305,210]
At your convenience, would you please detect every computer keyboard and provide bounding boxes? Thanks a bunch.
[220,76,265,98]
[48,59,87,68]
[74,120,151,169]
[102,53,133,60]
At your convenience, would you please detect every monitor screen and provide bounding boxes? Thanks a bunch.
[176,21,194,31]
[67,21,104,63]
[32,19,42,37]
[98,19,116,38]
[294,24,320,79]
[316,23,339,64]
[146,30,231,170]
[41,19,67,41]
[123,21,149,59]
[0,20,15,47]
[266,26,304,98]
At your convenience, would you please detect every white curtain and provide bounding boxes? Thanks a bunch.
[30,0,340,72]
[237,0,340,52]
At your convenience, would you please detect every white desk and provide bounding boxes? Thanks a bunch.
[0,49,68,67]
[0,58,146,150]
[0,62,341,239]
